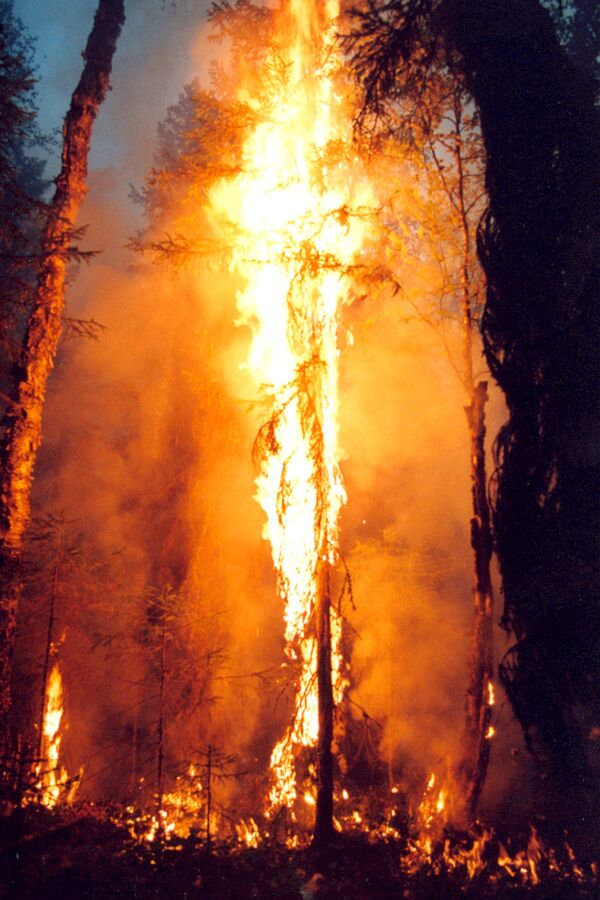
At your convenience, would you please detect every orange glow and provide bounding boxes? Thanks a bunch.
[35,663,74,808]
[416,771,448,834]
[208,0,372,814]
[436,787,446,814]
[235,818,262,848]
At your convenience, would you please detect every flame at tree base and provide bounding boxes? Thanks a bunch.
[32,663,79,808]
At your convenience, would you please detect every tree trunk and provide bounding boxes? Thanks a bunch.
[450,101,495,822]
[157,610,167,819]
[313,561,335,846]
[0,0,125,720]
[205,744,213,855]
[459,381,494,821]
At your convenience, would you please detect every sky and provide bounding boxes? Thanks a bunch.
[14,0,214,198]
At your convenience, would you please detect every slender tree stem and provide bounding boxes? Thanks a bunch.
[460,381,494,821]
[157,607,166,820]
[0,0,125,721]
[314,561,334,845]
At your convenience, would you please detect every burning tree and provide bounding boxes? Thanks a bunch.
[33,662,72,808]
[134,0,501,838]
[134,0,378,843]
[0,0,125,725]
[413,82,494,823]
[28,514,80,807]
[207,0,374,844]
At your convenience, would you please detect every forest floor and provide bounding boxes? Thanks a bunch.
[0,805,597,899]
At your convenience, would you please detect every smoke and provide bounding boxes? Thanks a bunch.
[338,296,470,785]
[16,0,528,820]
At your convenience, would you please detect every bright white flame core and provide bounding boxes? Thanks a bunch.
[209,0,372,812]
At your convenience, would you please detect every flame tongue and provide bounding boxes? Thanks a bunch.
[209,0,371,813]
[37,663,67,807]
[44,665,63,771]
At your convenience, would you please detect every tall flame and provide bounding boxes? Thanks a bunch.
[209,0,372,813]
[37,663,67,807]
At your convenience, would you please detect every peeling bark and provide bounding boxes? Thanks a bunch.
[0,0,125,721]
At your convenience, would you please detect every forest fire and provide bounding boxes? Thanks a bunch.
[209,0,372,824]
[115,773,595,893]
[0,0,598,895]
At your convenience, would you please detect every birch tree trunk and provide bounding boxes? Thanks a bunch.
[0,0,125,720]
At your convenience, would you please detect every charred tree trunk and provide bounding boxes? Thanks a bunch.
[445,0,600,801]
[157,610,167,819]
[0,0,125,720]
[451,100,495,821]
[313,561,335,846]
[459,381,494,820]
[205,744,213,855]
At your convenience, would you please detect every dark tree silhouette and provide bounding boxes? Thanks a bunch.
[346,0,600,810]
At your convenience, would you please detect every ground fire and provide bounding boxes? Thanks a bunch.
[0,0,598,896]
